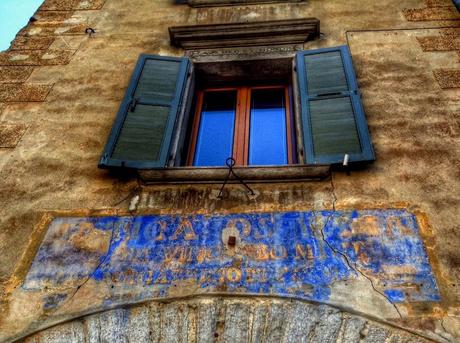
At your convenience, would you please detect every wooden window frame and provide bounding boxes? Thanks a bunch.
[186,85,294,166]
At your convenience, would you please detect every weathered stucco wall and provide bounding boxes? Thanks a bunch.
[0,0,459,342]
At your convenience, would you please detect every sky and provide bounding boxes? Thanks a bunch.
[0,0,44,51]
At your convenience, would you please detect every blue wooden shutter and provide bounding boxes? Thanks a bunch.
[296,46,375,165]
[99,55,191,169]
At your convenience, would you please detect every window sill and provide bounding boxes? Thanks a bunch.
[186,0,305,7]
[138,164,330,184]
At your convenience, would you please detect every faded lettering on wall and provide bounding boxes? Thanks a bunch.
[23,210,440,306]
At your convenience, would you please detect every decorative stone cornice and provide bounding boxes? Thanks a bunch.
[169,18,320,49]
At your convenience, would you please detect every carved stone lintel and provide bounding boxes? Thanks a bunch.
[169,18,320,50]
[186,44,303,62]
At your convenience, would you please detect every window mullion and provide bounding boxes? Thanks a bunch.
[233,87,249,166]
[284,86,294,164]
[242,87,251,166]
[186,90,204,166]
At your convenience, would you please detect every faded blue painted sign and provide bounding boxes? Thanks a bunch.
[23,210,440,305]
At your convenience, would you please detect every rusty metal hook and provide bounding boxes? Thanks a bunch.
[217,157,255,199]
[85,27,96,37]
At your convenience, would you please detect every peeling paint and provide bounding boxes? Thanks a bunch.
[22,210,440,306]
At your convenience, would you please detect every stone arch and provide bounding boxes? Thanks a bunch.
[22,297,433,343]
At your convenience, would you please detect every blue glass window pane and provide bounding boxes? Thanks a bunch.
[194,90,236,166]
[249,88,288,165]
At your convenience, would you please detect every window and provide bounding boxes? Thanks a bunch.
[99,46,374,172]
[187,86,294,167]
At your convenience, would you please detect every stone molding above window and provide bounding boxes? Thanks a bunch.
[176,0,305,7]
[168,18,320,50]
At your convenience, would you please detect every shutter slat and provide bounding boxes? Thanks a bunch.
[304,51,348,95]
[111,105,170,161]
[99,55,190,169]
[134,59,181,102]
[296,46,375,164]
[309,97,361,155]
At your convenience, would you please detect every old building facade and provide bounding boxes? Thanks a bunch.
[0,0,459,342]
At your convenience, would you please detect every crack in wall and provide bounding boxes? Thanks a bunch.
[315,172,403,320]
[50,179,148,311]
[112,177,143,208]
[439,317,454,342]
[58,221,117,309]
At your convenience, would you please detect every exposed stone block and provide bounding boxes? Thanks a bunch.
[0,50,74,66]
[32,11,74,25]
[441,27,460,36]
[387,332,431,342]
[21,299,442,342]
[83,313,102,343]
[10,36,55,51]
[251,304,268,342]
[264,302,287,342]
[283,302,317,342]
[125,306,151,342]
[0,83,52,102]
[39,0,107,11]
[434,69,460,88]
[223,303,250,343]
[40,0,79,11]
[403,7,460,21]
[96,308,129,342]
[361,324,391,343]
[0,124,28,148]
[310,306,343,343]
[161,304,182,343]
[148,302,162,342]
[31,321,85,343]
[196,301,220,343]
[76,0,107,10]
[17,24,88,37]
[417,35,460,51]
[0,67,34,83]
[425,0,453,6]
[341,316,367,342]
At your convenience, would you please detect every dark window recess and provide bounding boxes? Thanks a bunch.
[99,45,374,171]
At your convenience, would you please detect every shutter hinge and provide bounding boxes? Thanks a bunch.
[130,98,140,112]
[100,153,109,165]
[168,153,175,167]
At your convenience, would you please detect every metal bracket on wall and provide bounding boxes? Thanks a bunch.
[85,28,96,37]
[218,157,255,199]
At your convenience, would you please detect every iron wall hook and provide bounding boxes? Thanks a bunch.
[217,157,255,199]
